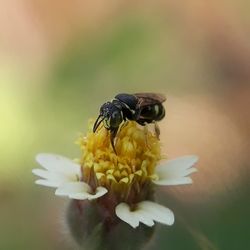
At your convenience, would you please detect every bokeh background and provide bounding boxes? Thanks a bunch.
[0,1,250,249]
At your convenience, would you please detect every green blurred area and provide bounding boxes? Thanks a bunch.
[0,2,250,249]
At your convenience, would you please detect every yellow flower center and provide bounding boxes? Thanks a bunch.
[78,120,161,203]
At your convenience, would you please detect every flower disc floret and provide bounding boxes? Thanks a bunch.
[78,121,161,203]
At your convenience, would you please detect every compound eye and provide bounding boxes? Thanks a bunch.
[110,111,122,128]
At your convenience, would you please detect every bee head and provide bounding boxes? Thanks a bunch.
[93,102,123,132]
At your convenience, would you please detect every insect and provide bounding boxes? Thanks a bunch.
[93,93,166,153]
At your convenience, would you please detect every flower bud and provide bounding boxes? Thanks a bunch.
[66,199,155,250]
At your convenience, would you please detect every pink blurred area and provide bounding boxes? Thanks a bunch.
[161,92,250,201]
[1,1,250,70]
[0,0,122,67]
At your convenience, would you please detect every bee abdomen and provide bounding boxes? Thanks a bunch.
[139,103,165,121]
[155,104,165,121]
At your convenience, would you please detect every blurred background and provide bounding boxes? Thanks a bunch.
[0,1,249,249]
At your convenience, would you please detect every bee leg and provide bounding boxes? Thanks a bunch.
[119,120,128,132]
[143,124,151,150]
[110,128,118,155]
[154,121,160,139]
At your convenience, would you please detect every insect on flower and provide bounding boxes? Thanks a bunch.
[32,94,199,249]
[93,93,166,153]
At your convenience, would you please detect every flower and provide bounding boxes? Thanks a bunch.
[33,121,198,229]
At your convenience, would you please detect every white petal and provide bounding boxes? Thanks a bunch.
[153,155,198,186]
[36,153,81,175]
[33,154,81,188]
[55,182,90,196]
[69,186,108,200]
[154,177,193,185]
[133,209,155,227]
[138,201,174,226]
[55,182,108,200]
[115,203,140,228]
[32,169,52,179]
[156,155,198,175]
[32,169,70,183]
[115,201,174,228]
[35,179,62,188]
[86,187,108,200]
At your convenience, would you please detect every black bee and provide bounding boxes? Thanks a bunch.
[93,93,166,153]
